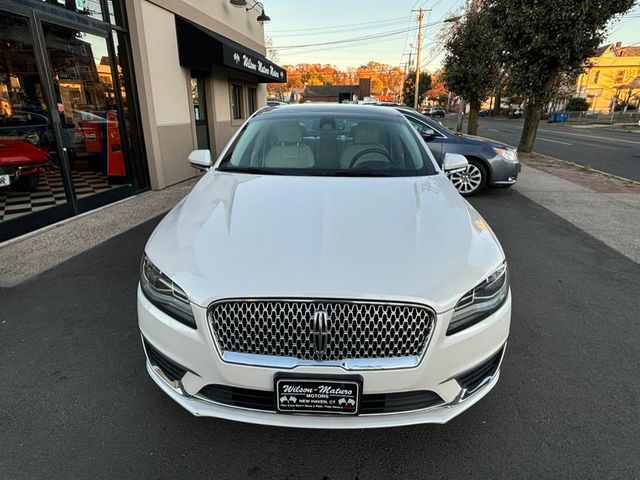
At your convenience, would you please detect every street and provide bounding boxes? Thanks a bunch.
[441,116,640,182]
[2,187,639,479]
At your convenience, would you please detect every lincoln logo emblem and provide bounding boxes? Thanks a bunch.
[311,310,330,355]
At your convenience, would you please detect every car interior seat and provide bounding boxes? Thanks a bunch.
[339,122,389,169]
[264,122,315,168]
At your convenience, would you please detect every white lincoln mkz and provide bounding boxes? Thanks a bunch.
[138,104,511,428]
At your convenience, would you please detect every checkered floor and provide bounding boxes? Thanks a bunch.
[0,169,114,222]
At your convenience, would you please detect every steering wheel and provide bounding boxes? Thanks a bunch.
[348,148,392,169]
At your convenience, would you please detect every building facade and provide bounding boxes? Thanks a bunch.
[576,42,640,112]
[302,79,371,103]
[0,0,285,241]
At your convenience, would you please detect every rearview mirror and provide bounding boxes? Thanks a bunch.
[188,149,212,170]
[442,153,468,173]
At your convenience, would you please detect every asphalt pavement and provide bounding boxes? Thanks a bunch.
[1,188,639,479]
[441,115,640,182]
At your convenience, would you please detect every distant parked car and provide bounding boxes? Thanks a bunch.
[430,107,446,118]
[267,101,286,107]
[395,107,521,196]
[508,109,523,119]
[0,139,49,191]
[479,109,491,117]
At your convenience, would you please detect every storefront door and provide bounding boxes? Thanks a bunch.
[0,11,72,233]
[190,75,210,150]
[41,22,133,213]
[0,0,147,242]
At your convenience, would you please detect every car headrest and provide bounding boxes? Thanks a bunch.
[354,123,383,144]
[276,123,303,144]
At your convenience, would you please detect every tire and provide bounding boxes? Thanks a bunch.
[448,159,487,197]
[12,174,39,192]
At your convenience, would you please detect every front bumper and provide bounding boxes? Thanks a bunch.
[138,286,511,429]
[489,156,521,186]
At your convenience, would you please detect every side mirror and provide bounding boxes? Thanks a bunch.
[442,152,468,173]
[188,149,212,170]
[421,128,436,140]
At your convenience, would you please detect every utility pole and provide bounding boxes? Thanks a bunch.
[413,8,425,110]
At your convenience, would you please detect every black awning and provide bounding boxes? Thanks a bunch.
[175,17,286,83]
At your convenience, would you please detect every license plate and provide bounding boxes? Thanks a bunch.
[0,174,11,186]
[275,376,361,415]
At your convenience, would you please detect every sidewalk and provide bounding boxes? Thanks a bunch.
[514,156,640,264]
[0,177,199,287]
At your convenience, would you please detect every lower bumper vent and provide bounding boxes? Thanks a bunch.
[197,385,444,414]
[144,339,188,382]
[456,346,504,395]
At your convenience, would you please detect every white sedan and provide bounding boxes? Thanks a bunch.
[138,104,511,429]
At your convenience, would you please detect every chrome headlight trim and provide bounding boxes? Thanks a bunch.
[140,254,196,328]
[447,261,509,335]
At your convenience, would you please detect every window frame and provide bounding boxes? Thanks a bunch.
[230,81,245,123]
[247,85,258,115]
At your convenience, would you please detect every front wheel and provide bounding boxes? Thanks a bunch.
[448,159,486,197]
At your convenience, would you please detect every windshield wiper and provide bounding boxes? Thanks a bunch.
[218,166,284,175]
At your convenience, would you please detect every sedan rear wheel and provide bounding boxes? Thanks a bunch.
[449,160,486,197]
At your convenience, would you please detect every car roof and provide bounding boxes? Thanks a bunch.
[258,103,404,119]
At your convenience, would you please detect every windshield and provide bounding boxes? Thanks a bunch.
[217,113,437,177]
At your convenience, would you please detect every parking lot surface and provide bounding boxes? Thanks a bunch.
[1,188,639,479]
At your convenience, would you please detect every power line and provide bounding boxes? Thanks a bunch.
[266,16,408,33]
[273,19,451,52]
[267,20,404,40]
[269,18,409,38]
[272,24,422,51]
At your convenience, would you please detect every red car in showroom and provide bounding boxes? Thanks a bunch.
[0,139,49,191]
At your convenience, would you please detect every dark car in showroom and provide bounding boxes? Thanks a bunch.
[394,106,520,196]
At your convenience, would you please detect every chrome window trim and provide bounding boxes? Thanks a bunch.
[400,110,449,139]
[206,297,437,371]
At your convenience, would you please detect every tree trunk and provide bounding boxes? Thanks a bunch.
[456,99,465,132]
[518,102,543,153]
[492,85,502,116]
[467,99,480,135]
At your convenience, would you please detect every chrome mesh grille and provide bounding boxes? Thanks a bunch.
[208,299,435,362]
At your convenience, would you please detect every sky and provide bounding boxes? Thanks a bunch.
[263,0,640,72]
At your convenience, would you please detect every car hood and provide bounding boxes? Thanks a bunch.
[146,172,505,312]
[454,133,513,150]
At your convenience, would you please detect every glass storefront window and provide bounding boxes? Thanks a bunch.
[42,23,131,201]
[0,2,146,241]
[106,0,126,27]
[41,0,105,23]
[1,12,68,225]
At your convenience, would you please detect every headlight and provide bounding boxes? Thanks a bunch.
[447,262,509,335]
[493,147,518,162]
[140,254,196,328]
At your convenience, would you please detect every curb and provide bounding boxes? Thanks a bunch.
[525,152,640,187]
